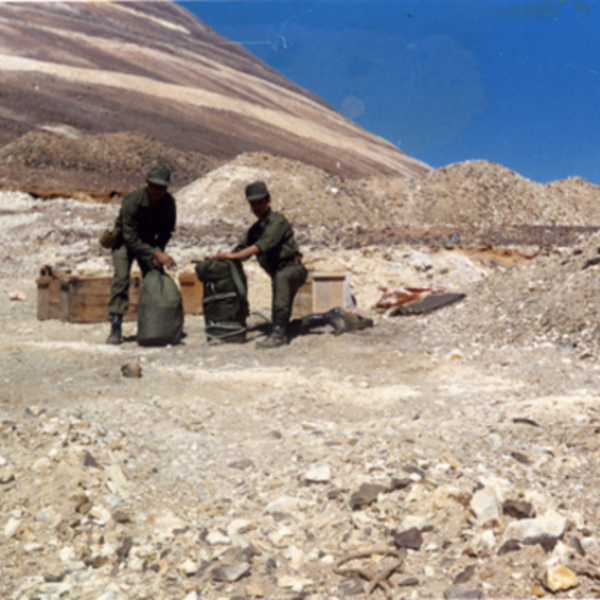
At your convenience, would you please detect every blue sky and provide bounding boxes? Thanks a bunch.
[180,1,600,185]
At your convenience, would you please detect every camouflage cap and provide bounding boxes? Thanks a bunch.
[245,180,269,201]
[146,164,171,187]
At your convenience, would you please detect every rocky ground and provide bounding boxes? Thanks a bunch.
[3,153,600,600]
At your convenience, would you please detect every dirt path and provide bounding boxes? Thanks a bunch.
[2,272,600,599]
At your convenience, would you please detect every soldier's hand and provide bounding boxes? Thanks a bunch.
[154,250,176,267]
[214,252,234,261]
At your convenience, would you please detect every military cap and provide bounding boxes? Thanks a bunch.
[146,164,171,187]
[245,180,269,201]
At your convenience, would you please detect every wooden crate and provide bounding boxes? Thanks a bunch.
[291,270,347,319]
[36,271,66,320]
[179,271,204,315]
[37,270,204,323]
[59,275,142,323]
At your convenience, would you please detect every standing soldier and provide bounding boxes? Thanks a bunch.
[214,181,348,348]
[106,164,176,345]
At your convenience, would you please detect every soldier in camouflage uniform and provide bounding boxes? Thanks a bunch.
[214,181,349,348]
[106,164,176,345]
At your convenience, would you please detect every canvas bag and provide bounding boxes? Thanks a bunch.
[137,269,184,346]
[195,259,249,343]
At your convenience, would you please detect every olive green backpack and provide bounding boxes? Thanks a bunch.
[195,259,249,343]
[137,269,184,346]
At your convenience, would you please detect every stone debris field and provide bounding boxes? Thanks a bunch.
[3,154,600,600]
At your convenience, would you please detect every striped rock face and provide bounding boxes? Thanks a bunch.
[0,1,430,182]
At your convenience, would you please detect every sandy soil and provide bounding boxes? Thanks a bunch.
[3,157,600,599]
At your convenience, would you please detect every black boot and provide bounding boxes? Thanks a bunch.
[106,313,123,345]
[257,310,289,349]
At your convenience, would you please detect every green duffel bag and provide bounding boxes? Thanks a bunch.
[137,269,184,346]
[195,259,249,344]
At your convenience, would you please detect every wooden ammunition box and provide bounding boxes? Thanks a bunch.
[291,270,347,319]
[37,270,204,323]
[58,275,142,323]
[179,271,204,315]
[36,273,65,321]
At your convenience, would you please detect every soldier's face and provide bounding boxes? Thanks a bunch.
[249,197,270,220]
[145,181,168,205]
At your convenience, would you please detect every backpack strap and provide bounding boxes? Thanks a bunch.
[225,260,247,302]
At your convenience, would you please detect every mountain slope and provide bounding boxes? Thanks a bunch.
[0,0,430,195]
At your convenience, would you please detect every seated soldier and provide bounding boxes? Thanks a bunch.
[214,180,350,348]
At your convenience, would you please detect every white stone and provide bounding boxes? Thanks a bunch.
[106,464,128,489]
[60,546,76,563]
[400,515,427,531]
[24,542,44,552]
[481,529,496,548]
[304,462,331,483]
[277,575,313,591]
[284,545,305,570]
[0,466,13,484]
[154,512,187,532]
[269,526,295,546]
[4,517,22,538]
[206,530,231,546]
[35,508,55,522]
[470,487,500,528]
[570,512,586,530]
[179,559,198,576]
[183,593,198,600]
[477,475,514,503]
[89,505,112,526]
[0,456,6,467]
[128,556,145,571]
[504,510,569,544]
[264,496,305,514]
[227,518,253,537]
[217,563,251,582]
[468,530,496,555]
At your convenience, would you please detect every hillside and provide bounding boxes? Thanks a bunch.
[0,0,430,200]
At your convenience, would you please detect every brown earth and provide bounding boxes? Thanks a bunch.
[0,1,430,186]
[0,130,224,202]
